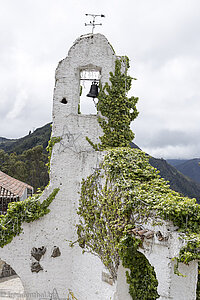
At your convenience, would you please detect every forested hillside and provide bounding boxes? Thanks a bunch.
[167,158,200,184]
[0,146,49,191]
[0,123,51,190]
[0,123,200,202]
[149,157,200,202]
[0,123,51,154]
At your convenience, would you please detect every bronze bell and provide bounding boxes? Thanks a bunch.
[87,81,99,99]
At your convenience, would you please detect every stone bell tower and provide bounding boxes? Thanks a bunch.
[0,33,198,300]
[46,32,199,300]
[51,33,116,153]
[49,33,123,299]
[0,33,123,300]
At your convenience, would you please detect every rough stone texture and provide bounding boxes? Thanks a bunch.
[0,33,198,300]
[138,221,198,300]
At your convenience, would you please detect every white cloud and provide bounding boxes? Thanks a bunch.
[7,89,27,119]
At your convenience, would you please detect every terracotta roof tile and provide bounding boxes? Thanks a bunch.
[0,171,33,198]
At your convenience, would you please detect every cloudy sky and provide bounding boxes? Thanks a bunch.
[0,0,200,159]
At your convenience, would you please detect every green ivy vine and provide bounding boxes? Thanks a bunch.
[81,55,199,298]
[119,234,159,299]
[46,136,61,173]
[76,148,200,299]
[86,57,138,150]
[0,188,59,247]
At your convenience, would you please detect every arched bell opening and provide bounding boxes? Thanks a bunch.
[79,67,101,115]
[0,259,26,299]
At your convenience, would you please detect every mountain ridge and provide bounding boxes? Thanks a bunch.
[167,158,200,184]
[0,123,51,154]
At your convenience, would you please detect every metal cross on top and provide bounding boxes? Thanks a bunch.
[85,14,105,34]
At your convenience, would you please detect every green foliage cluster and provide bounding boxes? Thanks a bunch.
[46,136,61,173]
[87,57,138,150]
[82,56,199,298]
[0,188,59,248]
[119,235,159,299]
[77,148,200,299]
[0,145,49,190]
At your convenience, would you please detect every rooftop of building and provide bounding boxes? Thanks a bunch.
[0,171,33,199]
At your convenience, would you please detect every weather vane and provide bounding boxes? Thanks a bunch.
[85,14,105,34]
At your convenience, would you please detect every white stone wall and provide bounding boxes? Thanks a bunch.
[0,34,118,300]
[20,188,28,202]
[0,33,198,300]
[138,221,198,300]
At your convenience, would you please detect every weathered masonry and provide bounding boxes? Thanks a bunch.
[0,34,198,300]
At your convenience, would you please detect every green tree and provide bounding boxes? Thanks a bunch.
[0,150,9,172]
[0,146,49,191]
[20,145,49,190]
